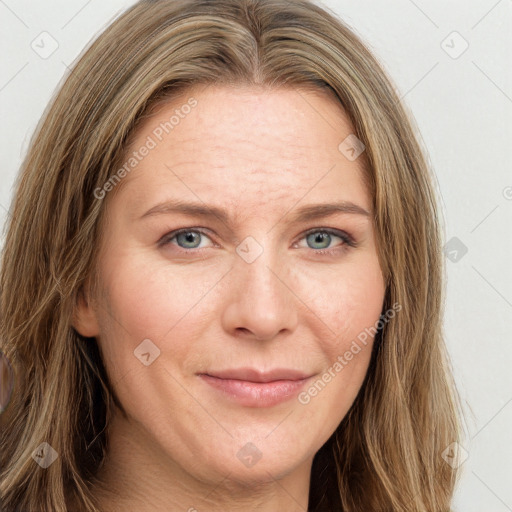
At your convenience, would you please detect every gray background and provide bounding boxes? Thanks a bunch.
[1,0,511,509]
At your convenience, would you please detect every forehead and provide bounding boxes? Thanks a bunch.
[107,84,370,216]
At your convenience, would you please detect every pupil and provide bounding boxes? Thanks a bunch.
[179,231,200,247]
[311,232,329,249]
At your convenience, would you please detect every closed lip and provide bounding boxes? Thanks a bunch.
[197,367,316,407]
[197,367,314,382]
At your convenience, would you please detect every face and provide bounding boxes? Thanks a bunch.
[74,84,385,492]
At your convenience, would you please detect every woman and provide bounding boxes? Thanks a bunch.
[0,0,461,510]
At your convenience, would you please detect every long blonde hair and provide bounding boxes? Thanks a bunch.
[0,0,461,510]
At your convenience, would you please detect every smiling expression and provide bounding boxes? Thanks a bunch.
[74,83,386,488]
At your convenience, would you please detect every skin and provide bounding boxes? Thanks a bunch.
[73,84,386,512]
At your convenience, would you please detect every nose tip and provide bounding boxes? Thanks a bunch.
[221,251,298,342]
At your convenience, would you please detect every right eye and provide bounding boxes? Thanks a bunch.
[159,228,216,251]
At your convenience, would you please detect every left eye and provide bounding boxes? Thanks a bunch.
[297,229,354,251]
[160,228,355,253]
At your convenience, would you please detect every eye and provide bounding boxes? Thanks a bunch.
[295,228,356,254]
[159,228,214,250]
[159,227,356,255]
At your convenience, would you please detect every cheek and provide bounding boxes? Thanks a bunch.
[291,251,385,343]
[292,253,384,403]
[296,264,385,434]
[94,254,228,380]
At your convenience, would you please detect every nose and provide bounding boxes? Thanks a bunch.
[220,242,298,341]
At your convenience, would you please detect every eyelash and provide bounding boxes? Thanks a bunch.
[158,227,357,256]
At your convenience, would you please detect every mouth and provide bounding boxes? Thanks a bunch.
[197,368,315,408]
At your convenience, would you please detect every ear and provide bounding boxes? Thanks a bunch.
[72,283,100,338]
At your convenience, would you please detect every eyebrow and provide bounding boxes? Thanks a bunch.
[139,199,370,226]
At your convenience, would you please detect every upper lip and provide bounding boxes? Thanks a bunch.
[200,368,313,383]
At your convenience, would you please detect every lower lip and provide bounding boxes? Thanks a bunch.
[199,374,311,407]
